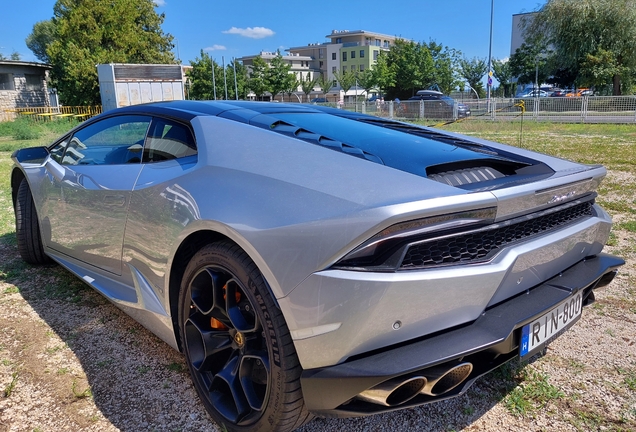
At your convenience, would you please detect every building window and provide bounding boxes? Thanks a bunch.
[332,66,337,73]
[319,48,324,59]
[319,61,324,68]
[0,73,14,91]
[375,39,381,46]
[359,65,364,71]
[25,74,43,91]
[332,52,336,60]
[342,51,347,61]
[351,51,355,59]
[373,50,379,61]
[384,40,389,48]
[360,50,365,58]
[342,66,347,72]
[336,38,342,43]
[333,80,337,87]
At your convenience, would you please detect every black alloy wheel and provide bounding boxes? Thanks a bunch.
[179,242,311,432]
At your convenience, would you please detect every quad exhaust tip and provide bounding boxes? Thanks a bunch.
[358,375,427,407]
[421,362,473,396]
[357,362,473,406]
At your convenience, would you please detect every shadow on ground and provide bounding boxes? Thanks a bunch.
[0,232,521,431]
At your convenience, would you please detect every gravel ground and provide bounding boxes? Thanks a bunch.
[0,234,634,432]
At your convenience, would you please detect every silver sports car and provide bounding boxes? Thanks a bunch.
[11,101,624,431]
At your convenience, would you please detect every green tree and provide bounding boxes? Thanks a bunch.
[41,0,174,105]
[226,59,249,100]
[316,73,334,101]
[26,20,56,63]
[300,75,318,102]
[248,55,270,100]
[371,51,395,97]
[10,52,21,61]
[492,59,514,97]
[356,68,377,98]
[508,36,553,88]
[187,50,224,100]
[459,57,487,98]
[267,51,292,101]
[283,74,300,102]
[384,39,435,98]
[333,69,357,95]
[427,41,461,95]
[529,0,636,94]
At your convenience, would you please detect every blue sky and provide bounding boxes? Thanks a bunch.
[1,0,545,65]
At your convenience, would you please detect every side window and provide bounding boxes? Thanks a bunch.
[144,118,196,163]
[61,115,151,166]
[49,136,70,164]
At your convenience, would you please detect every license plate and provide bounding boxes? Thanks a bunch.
[520,291,583,358]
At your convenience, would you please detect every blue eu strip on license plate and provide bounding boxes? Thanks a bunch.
[520,292,583,357]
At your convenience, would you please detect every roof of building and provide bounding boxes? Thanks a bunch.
[0,60,51,69]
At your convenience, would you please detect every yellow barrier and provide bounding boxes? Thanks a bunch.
[1,106,102,122]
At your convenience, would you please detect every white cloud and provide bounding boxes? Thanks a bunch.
[222,27,275,39]
[153,0,166,6]
[204,45,227,51]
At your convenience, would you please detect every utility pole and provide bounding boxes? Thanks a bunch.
[487,0,494,112]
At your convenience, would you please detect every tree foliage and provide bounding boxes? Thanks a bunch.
[333,69,357,94]
[508,34,553,88]
[26,20,56,64]
[39,0,174,105]
[492,59,514,97]
[529,0,636,94]
[267,51,292,101]
[459,57,487,98]
[356,68,377,97]
[188,52,248,100]
[316,73,334,100]
[427,41,461,95]
[300,75,318,102]
[247,56,270,99]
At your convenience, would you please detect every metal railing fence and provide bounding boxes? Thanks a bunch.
[337,96,636,124]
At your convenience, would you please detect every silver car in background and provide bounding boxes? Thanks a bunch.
[11,101,623,431]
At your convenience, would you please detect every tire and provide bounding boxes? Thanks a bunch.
[15,178,51,265]
[178,242,312,432]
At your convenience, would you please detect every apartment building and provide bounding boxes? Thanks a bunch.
[288,29,398,90]
[239,29,398,99]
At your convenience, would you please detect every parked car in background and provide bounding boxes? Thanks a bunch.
[566,88,592,97]
[310,97,328,103]
[516,89,549,98]
[408,90,471,119]
[11,101,623,432]
[549,88,568,97]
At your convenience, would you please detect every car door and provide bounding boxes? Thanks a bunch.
[40,115,151,275]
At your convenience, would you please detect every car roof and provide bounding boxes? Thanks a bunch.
[416,90,444,96]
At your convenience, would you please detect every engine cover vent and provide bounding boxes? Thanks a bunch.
[428,167,505,186]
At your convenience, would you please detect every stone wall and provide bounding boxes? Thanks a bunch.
[0,74,50,110]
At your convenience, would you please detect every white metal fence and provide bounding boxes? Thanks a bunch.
[338,96,636,123]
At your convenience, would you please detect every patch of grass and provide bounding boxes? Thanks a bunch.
[568,359,586,374]
[503,368,564,416]
[137,365,151,374]
[617,220,636,233]
[45,345,64,354]
[4,371,19,397]
[56,367,69,375]
[3,286,19,294]
[71,380,92,399]
[617,368,636,391]
[167,362,185,373]
[96,359,114,368]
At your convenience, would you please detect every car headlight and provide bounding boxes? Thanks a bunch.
[333,207,497,271]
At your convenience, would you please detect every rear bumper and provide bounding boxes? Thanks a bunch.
[300,253,624,417]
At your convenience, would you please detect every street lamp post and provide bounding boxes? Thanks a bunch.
[486,0,494,112]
